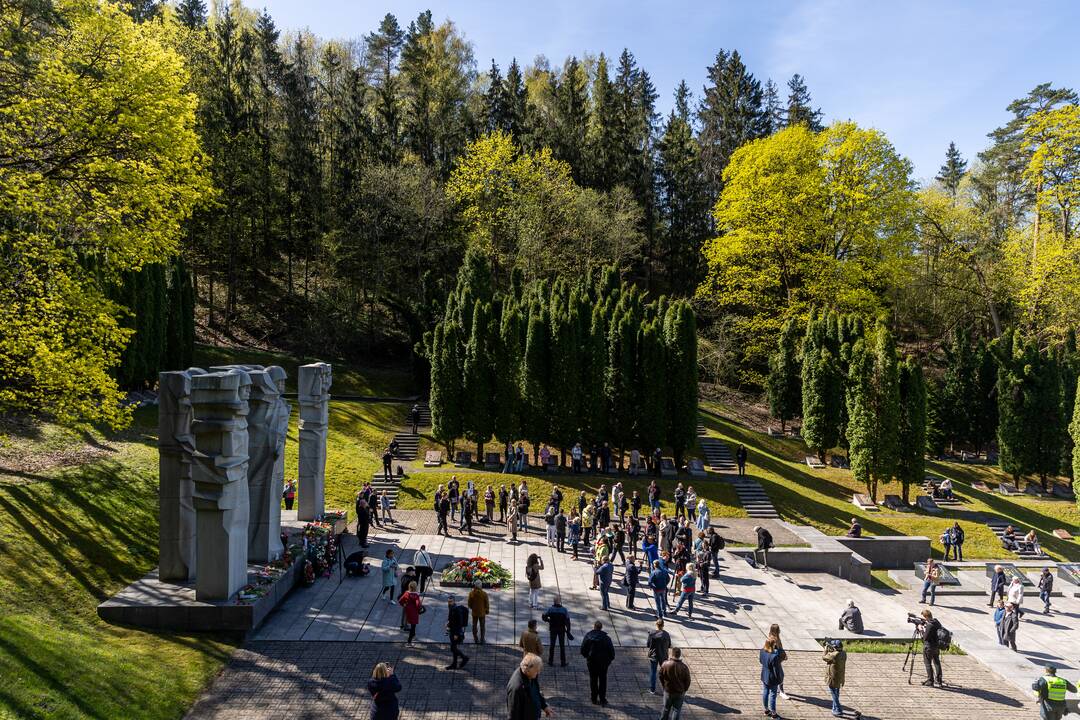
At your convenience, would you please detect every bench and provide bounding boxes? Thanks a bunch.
[997,482,1019,496]
[687,458,707,477]
[483,452,502,469]
[805,455,826,469]
[852,493,879,511]
[423,450,443,467]
[453,450,472,467]
[882,494,909,512]
[1054,529,1074,540]
[660,457,678,477]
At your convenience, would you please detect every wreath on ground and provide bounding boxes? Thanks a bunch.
[439,556,512,588]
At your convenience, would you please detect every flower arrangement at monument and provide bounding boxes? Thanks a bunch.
[439,556,512,588]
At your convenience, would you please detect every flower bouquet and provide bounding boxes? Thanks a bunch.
[439,556,512,589]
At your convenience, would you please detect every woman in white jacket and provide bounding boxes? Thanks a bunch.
[1006,576,1024,609]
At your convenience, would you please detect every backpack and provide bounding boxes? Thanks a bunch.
[526,565,537,582]
[935,625,952,649]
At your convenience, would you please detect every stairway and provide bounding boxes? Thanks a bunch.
[390,432,420,461]
[985,518,1049,559]
[404,402,431,429]
[732,477,780,519]
[368,472,400,509]
[699,437,737,472]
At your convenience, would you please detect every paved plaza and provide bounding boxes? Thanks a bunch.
[183,511,1071,717]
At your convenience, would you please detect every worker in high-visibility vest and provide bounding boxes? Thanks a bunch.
[1032,665,1076,720]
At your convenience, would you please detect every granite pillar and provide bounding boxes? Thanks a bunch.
[297,362,332,521]
[244,366,289,562]
[157,368,205,581]
[190,369,251,601]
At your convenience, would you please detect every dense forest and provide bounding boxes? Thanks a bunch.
[4,0,1080,478]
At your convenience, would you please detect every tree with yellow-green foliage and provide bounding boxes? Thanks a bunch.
[697,122,915,384]
[0,0,210,429]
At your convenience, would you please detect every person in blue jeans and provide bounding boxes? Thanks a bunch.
[646,619,671,695]
[594,559,614,610]
[920,558,941,606]
[672,568,696,617]
[759,636,785,718]
[649,561,671,619]
[822,639,847,717]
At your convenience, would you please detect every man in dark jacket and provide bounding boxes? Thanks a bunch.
[437,495,451,536]
[658,647,692,719]
[507,653,552,720]
[555,509,567,553]
[541,595,572,667]
[410,404,420,434]
[646,619,671,695]
[951,522,965,561]
[625,559,641,609]
[919,609,943,686]
[595,559,614,610]
[355,498,371,548]
[445,597,470,670]
[498,485,509,523]
[580,621,615,706]
[989,565,1007,607]
[838,600,864,633]
[755,525,774,568]
[736,444,747,476]
[382,448,394,483]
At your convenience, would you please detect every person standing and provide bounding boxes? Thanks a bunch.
[382,447,394,484]
[571,442,583,473]
[1000,602,1020,651]
[1033,665,1076,720]
[695,499,710,532]
[653,447,663,476]
[526,553,545,609]
[506,654,552,720]
[920,558,940,606]
[468,580,489,644]
[356,499,371,549]
[659,646,692,720]
[437,493,451,536]
[625,558,641,609]
[648,480,661,514]
[283,480,296,511]
[410,403,420,434]
[685,487,697,523]
[647,619,671,695]
[580,620,615,706]
[448,476,460,521]
[708,528,724,577]
[461,495,474,535]
[989,565,1007,606]
[582,503,595,547]
[672,567,695,618]
[498,484,509,523]
[541,596,572,667]
[649,560,671,619]
[950,522,965,561]
[1007,575,1025,611]
[822,639,847,717]
[759,636,786,718]
[380,550,399,603]
[555,508,567,553]
[919,609,943,686]
[397,583,422,646]
[993,599,1006,644]
[544,503,557,547]
[380,490,393,525]
[594,557,614,611]
[445,597,470,670]
[484,485,495,522]
[673,483,686,519]
[1039,567,1054,614]
[398,568,416,629]
[367,662,402,720]
[736,444,747,477]
[695,545,711,597]
[507,502,519,543]
[412,545,433,592]
[519,619,544,657]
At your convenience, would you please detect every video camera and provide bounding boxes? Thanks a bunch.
[906,613,926,627]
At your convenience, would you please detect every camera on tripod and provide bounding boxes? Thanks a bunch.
[906,612,926,627]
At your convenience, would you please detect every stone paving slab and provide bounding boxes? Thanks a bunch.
[186,643,1034,719]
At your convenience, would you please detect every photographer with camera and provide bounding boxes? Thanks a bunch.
[822,638,847,717]
[914,609,945,686]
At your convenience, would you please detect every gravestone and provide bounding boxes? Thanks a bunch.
[244,366,289,562]
[915,495,942,514]
[297,362,332,521]
[190,370,252,601]
[687,458,707,477]
[805,455,825,469]
[158,368,206,581]
[1057,563,1080,586]
[985,562,1032,586]
[915,561,960,586]
[660,457,677,477]
[423,450,443,467]
[454,450,472,466]
[882,495,908,511]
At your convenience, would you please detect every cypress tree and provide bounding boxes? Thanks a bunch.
[521,299,551,465]
[430,321,464,454]
[607,308,638,457]
[767,318,802,432]
[549,282,582,460]
[846,340,874,497]
[1070,374,1080,496]
[638,317,668,455]
[973,339,998,456]
[995,329,1028,483]
[801,311,843,461]
[1059,332,1079,478]
[494,299,524,443]
[897,358,927,503]
[463,301,496,460]
[580,298,608,448]
[663,300,698,464]
[845,324,900,502]
[1031,347,1064,491]
[925,378,947,458]
[941,326,979,451]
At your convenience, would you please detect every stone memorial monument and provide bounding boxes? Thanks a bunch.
[190,369,252,601]
[297,362,332,521]
[157,368,206,581]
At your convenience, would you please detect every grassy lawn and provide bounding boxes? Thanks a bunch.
[841,639,965,655]
[0,348,413,720]
[397,466,746,519]
[699,401,1080,561]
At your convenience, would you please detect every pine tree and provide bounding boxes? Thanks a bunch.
[551,56,590,183]
[587,53,621,190]
[484,59,507,133]
[784,73,823,131]
[503,59,528,140]
[697,49,766,209]
[897,358,927,502]
[365,14,405,162]
[664,300,698,464]
[935,141,967,196]
[762,78,783,135]
[176,0,207,29]
[767,318,802,432]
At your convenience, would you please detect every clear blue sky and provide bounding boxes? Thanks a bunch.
[249,0,1080,182]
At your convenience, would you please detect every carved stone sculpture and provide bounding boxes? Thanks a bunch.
[297,362,332,521]
[241,366,289,562]
[157,368,205,581]
[190,369,251,601]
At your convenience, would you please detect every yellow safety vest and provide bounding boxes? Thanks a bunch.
[1046,676,1068,701]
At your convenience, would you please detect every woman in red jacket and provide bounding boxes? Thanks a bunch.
[398,582,423,646]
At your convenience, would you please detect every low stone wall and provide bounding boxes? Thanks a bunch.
[729,547,872,585]
[835,536,931,569]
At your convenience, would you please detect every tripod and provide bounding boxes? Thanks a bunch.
[901,626,922,684]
